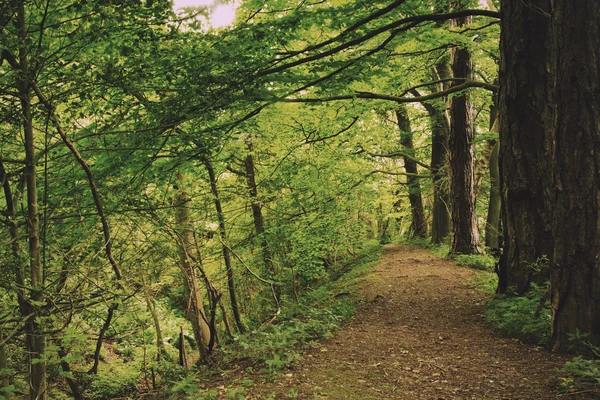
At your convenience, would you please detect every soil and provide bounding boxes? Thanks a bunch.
[207,245,595,399]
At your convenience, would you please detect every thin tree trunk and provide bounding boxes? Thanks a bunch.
[58,348,84,400]
[448,11,481,255]
[1,163,26,399]
[174,173,211,362]
[473,140,494,197]
[139,268,167,361]
[14,2,46,397]
[202,161,245,333]
[497,0,553,294]
[485,99,501,250]
[550,0,600,352]
[485,140,501,249]
[396,107,427,238]
[89,306,114,375]
[192,233,221,349]
[243,139,278,287]
[417,63,452,244]
[0,333,9,394]
[178,327,187,368]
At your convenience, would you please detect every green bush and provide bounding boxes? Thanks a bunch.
[559,356,600,393]
[82,371,138,400]
[454,254,497,271]
[484,283,550,346]
[465,271,498,295]
[557,334,600,394]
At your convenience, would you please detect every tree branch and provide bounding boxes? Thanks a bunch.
[362,149,430,169]
[264,80,497,105]
[30,85,122,281]
[257,9,500,77]
[371,170,433,178]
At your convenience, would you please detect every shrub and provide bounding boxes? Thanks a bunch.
[484,283,551,346]
[454,254,497,271]
[557,334,600,394]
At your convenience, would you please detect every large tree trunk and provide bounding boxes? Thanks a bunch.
[175,173,211,361]
[203,161,245,333]
[550,0,600,352]
[497,0,553,294]
[448,13,481,255]
[396,107,427,238]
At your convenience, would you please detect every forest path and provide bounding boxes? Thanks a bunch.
[243,244,579,399]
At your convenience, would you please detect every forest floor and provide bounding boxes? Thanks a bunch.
[207,244,593,399]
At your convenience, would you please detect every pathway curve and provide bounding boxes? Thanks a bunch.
[244,244,584,399]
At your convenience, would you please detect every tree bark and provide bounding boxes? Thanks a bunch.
[485,139,501,249]
[473,140,494,197]
[203,161,245,333]
[139,268,167,361]
[415,65,452,244]
[497,0,553,294]
[14,2,46,397]
[0,332,8,393]
[448,12,481,255]
[174,173,211,362]
[549,0,600,352]
[396,107,427,238]
[243,139,277,278]
[429,106,451,244]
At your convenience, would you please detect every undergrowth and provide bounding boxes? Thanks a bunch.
[224,240,382,364]
[556,333,600,395]
[162,240,383,398]
[415,240,600,396]
[484,283,551,346]
[453,253,497,271]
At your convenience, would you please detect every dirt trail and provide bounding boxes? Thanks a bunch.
[240,244,588,399]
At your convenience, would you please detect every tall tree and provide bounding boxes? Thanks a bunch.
[496,0,553,294]
[448,7,481,255]
[396,106,427,238]
[203,159,245,333]
[11,1,46,397]
[485,92,501,250]
[174,173,212,361]
[549,0,600,351]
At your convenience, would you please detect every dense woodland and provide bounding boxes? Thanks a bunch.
[0,0,599,398]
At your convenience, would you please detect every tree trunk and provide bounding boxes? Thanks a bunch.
[428,64,452,244]
[485,140,501,249]
[0,333,8,394]
[243,140,277,278]
[139,268,167,361]
[485,95,501,250]
[429,114,451,244]
[174,173,211,362]
[549,0,600,352]
[473,140,494,197]
[396,107,427,238]
[448,13,481,255]
[58,347,84,400]
[203,161,245,333]
[14,2,46,397]
[497,0,553,294]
